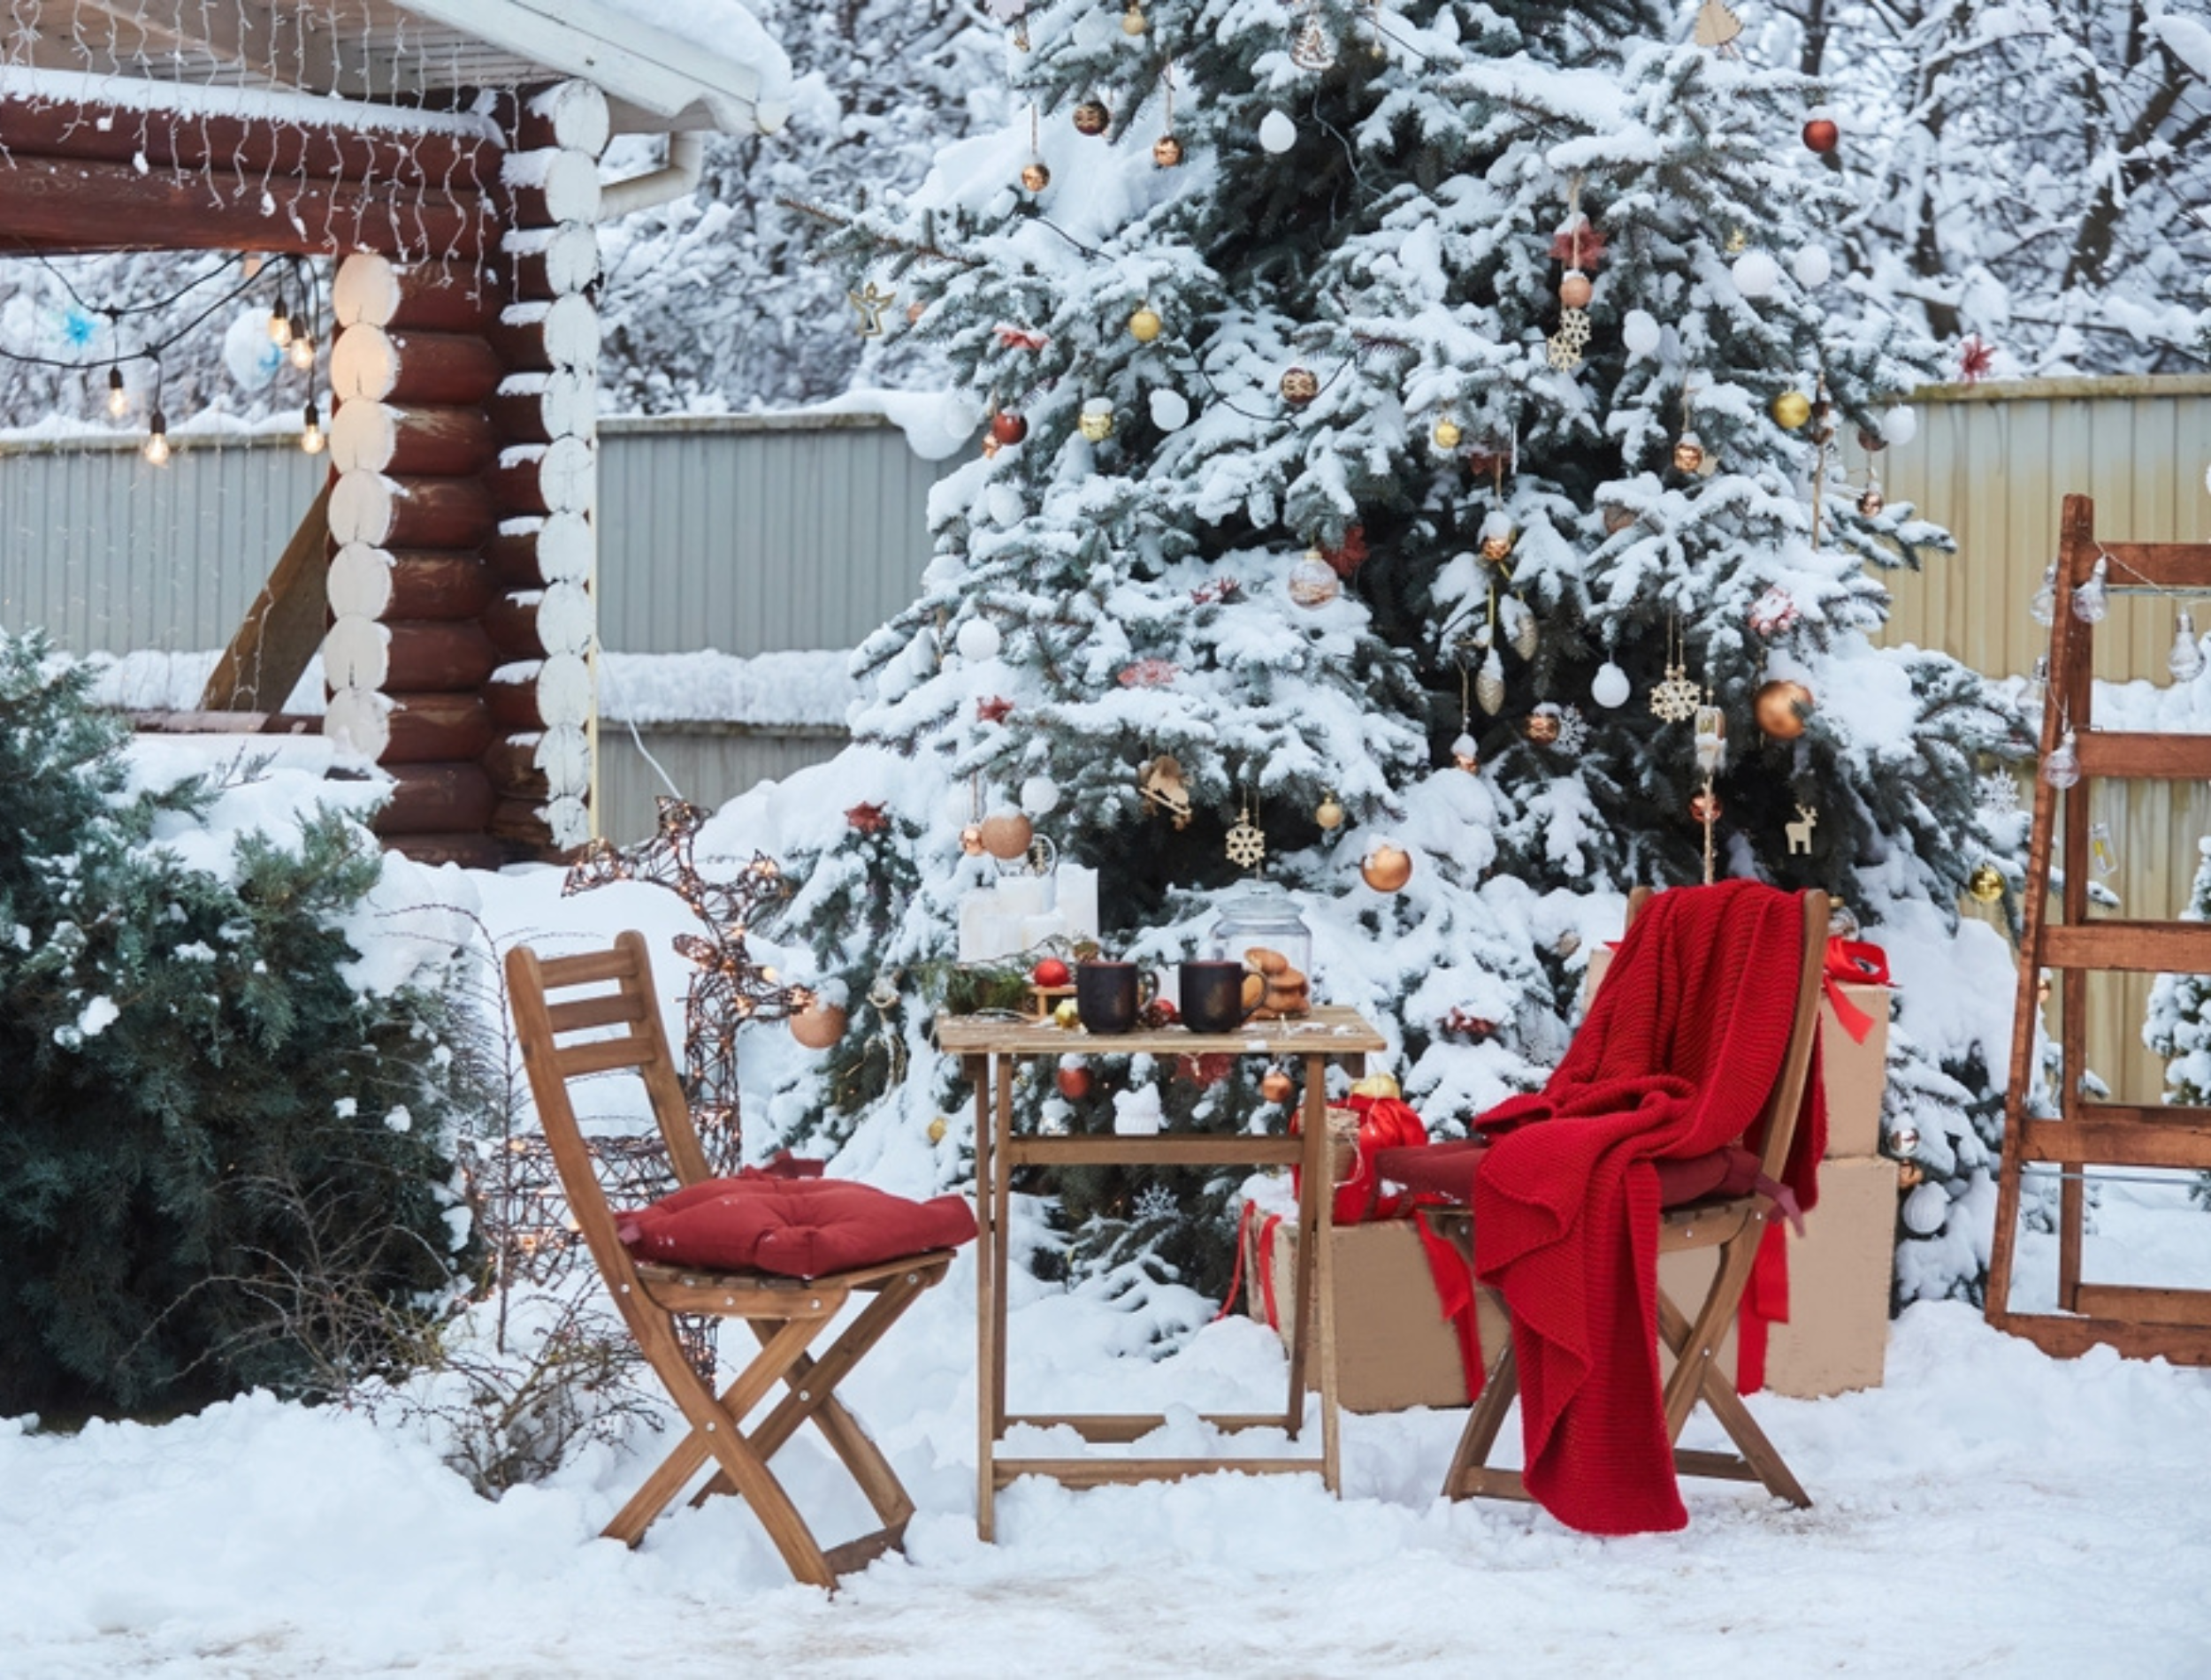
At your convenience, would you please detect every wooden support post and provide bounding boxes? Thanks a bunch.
[199,482,333,713]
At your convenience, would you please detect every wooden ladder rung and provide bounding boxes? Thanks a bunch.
[2073,731,2211,780]
[2019,1110,2211,1170]
[2069,1284,2211,1329]
[2039,921,2211,974]
[2090,540,2211,592]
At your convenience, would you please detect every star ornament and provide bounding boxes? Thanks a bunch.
[845,801,889,834]
[975,694,1016,724]
[848,281,897,339]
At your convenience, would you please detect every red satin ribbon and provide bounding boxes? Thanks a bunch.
[1821,937,1890,1043]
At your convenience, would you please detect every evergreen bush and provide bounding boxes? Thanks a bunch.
[0,630,479,1417]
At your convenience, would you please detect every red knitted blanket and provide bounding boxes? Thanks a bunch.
[1472,880,1825,1535]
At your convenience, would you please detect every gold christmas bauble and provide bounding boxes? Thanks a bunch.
[1360,842,1414,892]
[1153,134,1184,168]
[789,1001,847,1050]
[1074,99,1111,136]
[1078,403,1114,442]
[1020,161,1051,193]
[1689,790,1723,824]
[1128,306,1163,342]
[1771,389,1813,429]
[1968,863,2006,905]
[1315,792,1346,829]
[1259,1069,1296,1103]
[1053,998,1082,1028]
[1122,2,1147,34]
[1279,366,1320,406]
[960,823,987,856]
[1432,416,1463,451]
[1558,271,1594,309]
[927,1115,949,1144]
[1672,436,1706,473]
[1755,678,1814,740]
[979,811,1035,859]
[1524,710,1562,746]
[1480,530,1516,562]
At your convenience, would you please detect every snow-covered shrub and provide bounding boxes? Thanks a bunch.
[0,630,481,1417]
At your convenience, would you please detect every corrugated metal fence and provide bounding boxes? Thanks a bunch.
[7,384,2211,1094]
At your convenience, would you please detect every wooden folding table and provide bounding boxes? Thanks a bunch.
[936,1006,1388,1540]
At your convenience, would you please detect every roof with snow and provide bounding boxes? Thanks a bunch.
[0,0,792,136]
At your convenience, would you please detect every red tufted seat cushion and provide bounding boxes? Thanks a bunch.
[617,1172,976,1279]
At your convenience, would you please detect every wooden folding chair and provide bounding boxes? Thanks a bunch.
[1433,885,1827,1513]
[505,931,958,1588]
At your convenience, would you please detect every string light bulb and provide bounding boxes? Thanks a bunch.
[2023,653,2049,709]
[2170,608,2205,683]
[268,297,293,347]
[2041,728,2081,789]
[287,322,315,370]
[143,409,171,467]
[301,401,325,455]
[2071,555,2110,623]
[2029,561,2058,626]
[105,365,128,418]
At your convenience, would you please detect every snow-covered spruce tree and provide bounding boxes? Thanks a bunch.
[0,632,480,1417]
[2146,836,2211,1210]
[771,1,2025,1305]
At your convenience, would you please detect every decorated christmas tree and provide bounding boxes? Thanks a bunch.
[764,0,2027,1304]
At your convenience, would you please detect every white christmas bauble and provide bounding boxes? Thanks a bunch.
[1149,387,1191,431]
[1620,309,1662,360]
[1259,110,1297,154]
[1791,245,1833,288]
[1883,403,1919,446]
[1020,775,1060,816]
[1591,661,1632,708]
[2204,461,2211,496]
[1901,1181,1947,1237]
[1732,249,1780,298]
[955,617,1002,661]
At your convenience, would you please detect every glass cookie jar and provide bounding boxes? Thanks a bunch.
[1208,881,1314,989]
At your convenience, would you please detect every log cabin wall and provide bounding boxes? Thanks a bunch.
[478,80,607,860]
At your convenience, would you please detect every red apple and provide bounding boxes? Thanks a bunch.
[1032,957,1071,988]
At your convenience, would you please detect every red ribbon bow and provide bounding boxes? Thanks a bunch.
[1821,937,1890,1043]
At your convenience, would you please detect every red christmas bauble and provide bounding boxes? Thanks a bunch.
[1056,1063,1093,1099]
[990,411,1028,447]
[1032,957,1071,988]
[1802,118,1839,154]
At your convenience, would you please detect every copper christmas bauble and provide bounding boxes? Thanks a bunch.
[1259,1069,1296,1104]
[1074,99,1111,135]
[1128,306,1163,342]
[1152,134,1184,168]
[1056,1063,1093,1099]
[979,811,1034,859]
[1524,710,1562,746]
[960,823,987,856]
[1279,366,1320,406]
[990,410,1029,447]
[1480,530,1516,562]
[1688,790,1723,824]
[1315,792,1345,829]
[1968,863,2005,905]
[1859,485,1886,517]
[1771,389,1813,429]
[1603,503,1635,535]
[1360,843,1414,892]
[1020,160,1051,193]
[1802,118,1840,154]
[1432,416,1463,451]
[1672,437,1706,474]
[1755,678,1814,739]
[1288,549,1341,607]
[789,1001,847,1050]
[1558,271,1594,309]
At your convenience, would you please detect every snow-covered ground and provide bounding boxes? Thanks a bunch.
[9,738,2209,1678]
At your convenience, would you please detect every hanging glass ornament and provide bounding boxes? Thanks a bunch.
[1279,366,1320,406]
[1771,389,1813,429]
[1079,397,1115,441]
[1672,432,1707,474]
[2042,729,2082,789]
[2030,561,2059,626]
[1288,547,1340,607]
[2088,820,2120,876]
[1859,476,1886,518]
[2072,555,2109,623]
[1967,863,2006,905]
[2169,607,2206,682]
[1480,515,1517,564]
[1525,705,1565,747]
[1476,646,1506,715]
[1755,679,1813,739]
[1128,306,1163,342]
[1432,416,1463,452]
[1153,134,1184,167]
[2023,653,2050,710]
[1074,99,1112,135]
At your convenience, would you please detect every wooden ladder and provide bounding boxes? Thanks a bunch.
[1986,493,2211,1363]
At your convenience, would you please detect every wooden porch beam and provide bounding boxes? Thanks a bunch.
[200,481,334,714]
